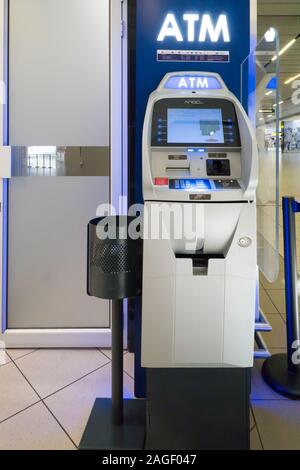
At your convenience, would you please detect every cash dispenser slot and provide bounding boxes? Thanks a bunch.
[176,253,224,276]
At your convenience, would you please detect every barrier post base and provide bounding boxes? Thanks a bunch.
[262,353,300,399]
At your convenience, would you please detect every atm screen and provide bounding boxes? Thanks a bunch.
[167,108,225,145]
[152,98,241,148]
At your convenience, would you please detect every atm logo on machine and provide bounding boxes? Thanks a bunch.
[180,78,208,89]
[164,75,222,90]
[157,13,230,43]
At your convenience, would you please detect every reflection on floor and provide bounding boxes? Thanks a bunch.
[0,271,298,450]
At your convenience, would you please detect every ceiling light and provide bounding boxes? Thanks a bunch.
[265,28,276,43]
[285,73,300,85]
[259,109,273,113]
[272,38,296,61]
[265,90,273,96]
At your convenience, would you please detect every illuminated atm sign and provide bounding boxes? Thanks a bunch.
[164,75,223,90]
[157,13,231,43]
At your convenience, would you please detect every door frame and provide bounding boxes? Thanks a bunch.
[0,0,128,348]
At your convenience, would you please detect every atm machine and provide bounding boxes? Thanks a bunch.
[141,72,258,450]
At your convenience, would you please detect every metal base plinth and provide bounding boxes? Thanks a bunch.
[262,354,300,399]
[79,399,146,450]
[146,368,250,450]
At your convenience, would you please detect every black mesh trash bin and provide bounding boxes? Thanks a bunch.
[87,216,143,300]
[80,216,145,450]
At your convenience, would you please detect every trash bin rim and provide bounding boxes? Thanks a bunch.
[89,216,138,227]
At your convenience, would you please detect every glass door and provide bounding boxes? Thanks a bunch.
[242,28,281,283]
[6,0,115,331]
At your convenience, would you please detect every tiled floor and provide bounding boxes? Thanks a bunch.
[0,349,134,450]
[0,266,297,450]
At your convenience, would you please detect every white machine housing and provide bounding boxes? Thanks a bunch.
[141,72,258,369]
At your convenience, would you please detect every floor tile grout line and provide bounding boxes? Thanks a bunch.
[8,356,43,400]
[98,349,113,360]
[9,351,112,400]
[41,400,78,449]
[95,348,113,360]
[98,349,129,360]
[6,349,40,362]
[280,313,287,324]
[0,350,36,368]
[0,359,11,368]
[41,360,112,401]
[124,370,134,381]
[96,349,134,379]
[0,399,42,426]
[263,290,281,315]
[250,404,264,450]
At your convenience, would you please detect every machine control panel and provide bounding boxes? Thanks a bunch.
[143,72,257,202]
[151,146,242,192]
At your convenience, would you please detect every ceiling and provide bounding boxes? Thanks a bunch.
[258,0,300,117]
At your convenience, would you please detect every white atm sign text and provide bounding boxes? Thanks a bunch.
[157,13,231,43]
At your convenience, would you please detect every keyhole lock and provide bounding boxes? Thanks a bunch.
[239,237,252,248]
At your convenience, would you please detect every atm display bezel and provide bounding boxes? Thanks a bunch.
[151,98,241,148]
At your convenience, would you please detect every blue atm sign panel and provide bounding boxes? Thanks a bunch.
[135,0,251,108]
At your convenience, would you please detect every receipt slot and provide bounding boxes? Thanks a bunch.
[141,72,258,449]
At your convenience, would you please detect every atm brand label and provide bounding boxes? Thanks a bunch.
[165,75,222,90]
[190,194,212,201]
[157,14,230,43]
